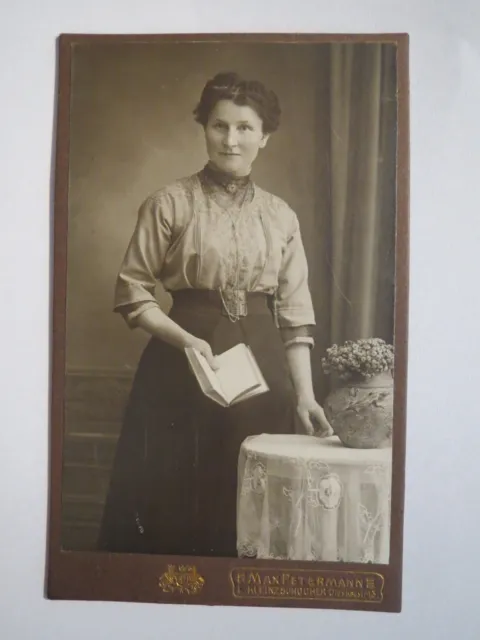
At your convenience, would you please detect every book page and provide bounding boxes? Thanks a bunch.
[185,347,226,403]
[215,344,261,404]
[236,346,269,400]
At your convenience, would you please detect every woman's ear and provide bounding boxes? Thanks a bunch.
[259,133,270,149]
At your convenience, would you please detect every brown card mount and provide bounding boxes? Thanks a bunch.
[48,32,409,612]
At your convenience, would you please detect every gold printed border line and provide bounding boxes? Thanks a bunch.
[229,567,385,604]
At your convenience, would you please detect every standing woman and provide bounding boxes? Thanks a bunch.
[98,72,331,557]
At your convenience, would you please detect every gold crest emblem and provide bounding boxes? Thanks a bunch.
[158,565,205,595]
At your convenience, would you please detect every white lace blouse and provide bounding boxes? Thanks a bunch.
[114,170,315,347]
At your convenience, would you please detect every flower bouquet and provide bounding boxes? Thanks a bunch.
[321,337,394,382]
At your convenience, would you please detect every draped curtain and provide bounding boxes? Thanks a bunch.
[311,43,398,400]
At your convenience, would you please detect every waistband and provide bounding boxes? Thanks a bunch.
[170,289,273,316]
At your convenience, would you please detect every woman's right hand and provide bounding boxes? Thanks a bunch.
[134,307,219,370]
[186,336,219,370]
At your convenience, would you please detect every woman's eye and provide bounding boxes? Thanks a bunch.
[238,124,252,132]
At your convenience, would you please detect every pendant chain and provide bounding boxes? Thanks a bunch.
[217,185,251,323]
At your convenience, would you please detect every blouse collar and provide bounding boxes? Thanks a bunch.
[200,162,252,196]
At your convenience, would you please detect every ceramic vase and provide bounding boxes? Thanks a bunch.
[323,372,394,449]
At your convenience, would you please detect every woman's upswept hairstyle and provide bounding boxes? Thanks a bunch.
[193,71,281,134]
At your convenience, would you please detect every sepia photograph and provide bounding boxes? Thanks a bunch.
[49,33,409,610]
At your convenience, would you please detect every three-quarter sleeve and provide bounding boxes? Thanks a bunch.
[274,211,316,346]
[279,325,315,349]
[114,194,173,328]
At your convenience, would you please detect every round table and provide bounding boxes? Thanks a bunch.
[237,434,392,563]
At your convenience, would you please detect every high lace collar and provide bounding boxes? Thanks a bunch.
[200,162,252,196]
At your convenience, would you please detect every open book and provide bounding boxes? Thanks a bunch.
[185,343,269,407]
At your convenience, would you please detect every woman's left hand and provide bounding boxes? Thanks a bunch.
[296,398,333,438]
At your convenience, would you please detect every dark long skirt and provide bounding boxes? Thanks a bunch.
[98,290,296,557]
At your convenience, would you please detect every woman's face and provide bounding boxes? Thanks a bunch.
[204,99,270,177]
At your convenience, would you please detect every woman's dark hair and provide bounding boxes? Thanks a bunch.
[193,71,281,134]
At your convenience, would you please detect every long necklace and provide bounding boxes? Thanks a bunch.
[218,185,251,323]
[199,171,271,323]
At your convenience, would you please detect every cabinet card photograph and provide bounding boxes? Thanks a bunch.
[48,33,409,612]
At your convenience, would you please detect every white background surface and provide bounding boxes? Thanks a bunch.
[2,1,480,638]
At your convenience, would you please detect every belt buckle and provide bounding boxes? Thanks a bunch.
[221,288,248,318]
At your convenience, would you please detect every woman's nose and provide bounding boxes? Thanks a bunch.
[224,128,238,148]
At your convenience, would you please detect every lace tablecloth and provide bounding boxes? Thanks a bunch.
[237,434,392,563]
